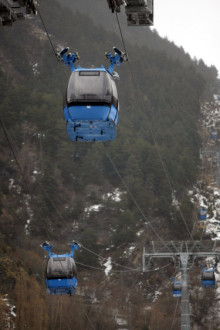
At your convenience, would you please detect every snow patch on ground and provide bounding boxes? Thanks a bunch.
[152,290,162,303]
[104,257,112,276]
[9,178,21,194]
[136,229,144,236]
[123,245,135,257]
[189,183,220,240]
[32,63,40,75]
[115,317,127,325]
[24,194,34,235]
[84,204,103,216]
[102,188,126,202]
[0,295,16,328]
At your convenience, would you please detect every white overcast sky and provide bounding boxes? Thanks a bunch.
[154,0,220,76]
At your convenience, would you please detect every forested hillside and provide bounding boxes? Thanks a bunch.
[0,0,218,328]
[58,0,218,96]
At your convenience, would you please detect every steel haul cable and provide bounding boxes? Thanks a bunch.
[171,298,179,330]
[1,118,78,299]
[1,116,174,278]
[76,261,171,273]
[37,7,58,59]
[102,143,175,250]
[34,2,182,249]
[1,117,153,274]
[1,116,149,273]
[114,12,194,242]
[30,0,194,243]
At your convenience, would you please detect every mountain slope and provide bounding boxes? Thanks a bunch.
[0,0,218,328]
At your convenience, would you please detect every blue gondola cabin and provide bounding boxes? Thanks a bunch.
[59,47,126,142]
[198,207,207,221]
[210,129,217,140]
[42,241,79,295]
[172,280,182,297]
[201,268,215,288]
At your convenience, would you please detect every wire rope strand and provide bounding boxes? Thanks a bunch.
[0,120,74,287]
[37,7,58,59]
[115,12,128,55]
[1,116,144,275]
[0,118,52,240]
[170,298,179,330]
[53,296,61,329]
[76,260,171,273]
[114,13,194,241]
[0,119,27,186]
[81,244,141,271]
[84,309,96,330]
[102,144,174,251]
[76,261,141,273]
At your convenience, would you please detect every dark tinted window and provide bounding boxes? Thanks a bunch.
[67,71,113,105]
[202,271,215,280]
[47,257,77,279]
[173,283,181,290]
[79,71,100,76]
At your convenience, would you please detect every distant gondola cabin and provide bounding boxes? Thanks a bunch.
[42,242,79,295]
[210,129,217,140]
[172,281,182,297]
[198,207,207,221]
[201,269,215,288]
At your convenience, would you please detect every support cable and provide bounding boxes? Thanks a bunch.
[1,119,76,289]
[102,144,174,251]
[81,243,141,271]
[37,7,58,59]
[1,126,147,273]
[0,119,27,186]
[1,118,148,273]
[26,4,180,251]
[76,261,171,273]
[0,118,52,239]
[114,13,194,241]
[84,310,96,330]
[171,298,179,330]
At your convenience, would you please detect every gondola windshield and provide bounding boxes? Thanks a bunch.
[202,271,215,280]
[173,282,181,290]
[47,257,77,279]
[67,71,115,105]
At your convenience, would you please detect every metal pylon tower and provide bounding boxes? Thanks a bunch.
[142,241,220,330]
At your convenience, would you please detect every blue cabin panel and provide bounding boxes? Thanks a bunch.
[46,278,77,295]
[64,105,69,122]
[201,269,215,288]
[68,105,111,121]
[172,280,182,297]
[201,279,215,288]
[198,208,207,220]
[66,120,116,142]
[210,130,217,140]
[108,105,118,123]
[173,290,182,297]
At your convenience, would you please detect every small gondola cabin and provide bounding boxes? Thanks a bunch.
[172,280,182,297]
[198,207,207,221]
[42,242,79,295]
[60,47,126,142]
[210,129,217,140]
[201,268,215,288]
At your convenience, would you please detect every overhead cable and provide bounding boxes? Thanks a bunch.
[114,13,194,241]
